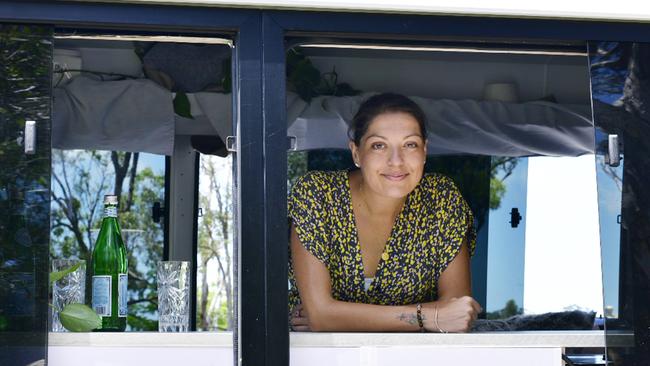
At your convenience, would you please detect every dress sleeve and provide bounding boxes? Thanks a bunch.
[434,175,477,275]
[288,172,330,264]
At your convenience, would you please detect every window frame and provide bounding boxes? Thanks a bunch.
[0,2,287,366]
[4,1,650,365]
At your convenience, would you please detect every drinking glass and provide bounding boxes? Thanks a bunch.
[51,259,86,332]
[157,261,190,332]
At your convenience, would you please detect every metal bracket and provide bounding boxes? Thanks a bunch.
[605,134,621,167]
[226,136,237,153]
[24,120,36,155]
[287,136,297,151]
[509,207,522,228]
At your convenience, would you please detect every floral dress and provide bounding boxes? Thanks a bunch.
[288,170,476,312]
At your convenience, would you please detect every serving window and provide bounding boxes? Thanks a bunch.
[285,38,607,332]
[4,4,650,365]
[48,32,236,333]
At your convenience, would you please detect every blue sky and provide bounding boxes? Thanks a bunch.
[486,154,622,316]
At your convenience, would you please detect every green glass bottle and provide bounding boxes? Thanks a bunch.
[91,195,128,331]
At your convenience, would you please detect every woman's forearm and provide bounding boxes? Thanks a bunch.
[305,299,422,332]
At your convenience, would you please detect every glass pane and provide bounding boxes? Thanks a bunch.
[486,157,527,316]
[197,154,234,331]
[286,39,601,334]
[590,41,650,365]
[522,154,602,314]
[0,24,52,365]
[49,34,234,341]
[50,150,166,331]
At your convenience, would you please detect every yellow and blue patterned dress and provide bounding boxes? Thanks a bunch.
[288,170,476,311]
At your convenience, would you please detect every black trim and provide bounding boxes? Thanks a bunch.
[163,156,171,262]
[191,153,200,331]
[7,2,650,365]
[236,13,282,365]
[262,13,289,365]
[270,10,650,43]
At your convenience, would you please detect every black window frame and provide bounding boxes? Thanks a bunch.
[4,2,650,365]
[0,2,286,365]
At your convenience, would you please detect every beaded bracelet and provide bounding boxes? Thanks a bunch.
[415,303,425,332]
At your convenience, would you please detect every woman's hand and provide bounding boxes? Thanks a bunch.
[423,296,481,333]
[290,303,311,332]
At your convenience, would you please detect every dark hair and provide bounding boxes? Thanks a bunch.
[349,93,427,146]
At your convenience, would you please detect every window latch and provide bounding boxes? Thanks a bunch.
[287,136,297,151]
[509,207,522,228]
[152,202,165,223]
[226,136,237,153]
[605,134,622,167]
[24,120,36,155]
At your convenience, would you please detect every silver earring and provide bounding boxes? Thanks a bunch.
[354,162,360,168]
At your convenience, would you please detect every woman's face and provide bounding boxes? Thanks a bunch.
[350,111,427,199]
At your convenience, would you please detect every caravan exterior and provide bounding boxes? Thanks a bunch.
[1,1,649,365]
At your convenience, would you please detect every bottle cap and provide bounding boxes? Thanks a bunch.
[104,195,118,205]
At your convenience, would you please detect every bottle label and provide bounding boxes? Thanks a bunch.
[118,273,128,317]
[104,205,117,218]
[92,275,112,317]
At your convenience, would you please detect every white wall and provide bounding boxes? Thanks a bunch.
[86,0,650,22]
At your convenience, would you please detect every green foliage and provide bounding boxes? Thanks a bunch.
[305,149,354,172]
[489,177,506,210]
[216,300,229,331]
[128,312,157,330]
[488,157,518,211]
[58,303,102,332]
[286,48,360,102]
[49,262,81,284]
[173,92,193,119]
[0,315,7,331]
[287,151,308,190]
[485,299,523,320]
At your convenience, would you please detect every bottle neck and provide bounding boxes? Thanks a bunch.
[104,205,118,218]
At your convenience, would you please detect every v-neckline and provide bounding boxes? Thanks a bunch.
[344,170,409,291]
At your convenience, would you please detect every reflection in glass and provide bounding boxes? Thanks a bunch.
[0,24,52,365]
[487,157,527,316]
[157,261,191,332]
[590,41,650,364]
[197,154,234,331]
[51,259,86,332]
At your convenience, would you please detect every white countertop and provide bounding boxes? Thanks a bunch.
[49,330,631,348]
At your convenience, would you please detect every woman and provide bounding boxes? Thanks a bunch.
[289,93,481,332]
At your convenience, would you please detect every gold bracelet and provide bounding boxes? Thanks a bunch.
[434,303,447,333]
[415,303,425,332]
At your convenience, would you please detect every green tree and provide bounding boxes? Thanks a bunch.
[486,299,523,320]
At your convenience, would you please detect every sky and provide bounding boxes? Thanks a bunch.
[486,153,622,316]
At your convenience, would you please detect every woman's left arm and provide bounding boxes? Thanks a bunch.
[432,239,482,332]
[437,238,472,300]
